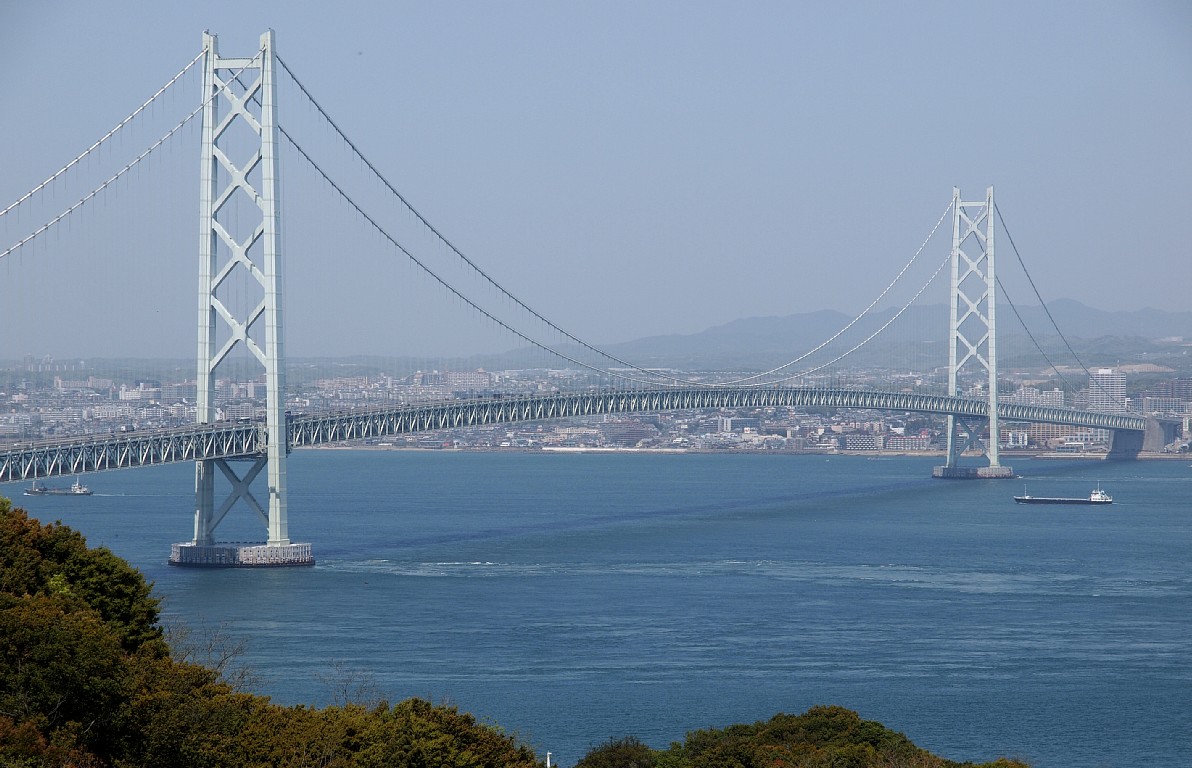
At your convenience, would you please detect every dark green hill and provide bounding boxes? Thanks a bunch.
[0,499,538,768]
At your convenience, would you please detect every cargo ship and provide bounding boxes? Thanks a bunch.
[24,478,93,496]
[1013,486,1111,505]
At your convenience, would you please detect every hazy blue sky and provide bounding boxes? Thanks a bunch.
[1,1,1189,357]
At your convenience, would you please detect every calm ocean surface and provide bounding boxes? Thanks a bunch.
[9,451,1190,767]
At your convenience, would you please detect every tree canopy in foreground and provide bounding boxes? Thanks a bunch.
[0,499,1027,767]
[575,711,1031,768]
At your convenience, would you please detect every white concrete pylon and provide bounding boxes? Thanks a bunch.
[191,30,290,549]
[943,186,1004,472]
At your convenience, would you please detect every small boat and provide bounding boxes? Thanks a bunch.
[24,478,93,496]
[1013,486,1111,505]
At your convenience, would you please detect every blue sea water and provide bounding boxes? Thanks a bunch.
[10,451,1191,767]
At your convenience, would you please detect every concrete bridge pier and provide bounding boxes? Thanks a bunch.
[1107,418,1180,460]
[932,463,1016,479]
[1107,428,1144,460]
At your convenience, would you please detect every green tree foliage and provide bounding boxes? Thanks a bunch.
[0,497,164,654]
[0,594,128,741]
[575,736,657,768]
[236,698,541,768]
[578,707,1031,768]
[0,716,105,768]
[0,501,542,768]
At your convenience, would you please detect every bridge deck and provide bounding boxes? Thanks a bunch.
[0,387,1149,482]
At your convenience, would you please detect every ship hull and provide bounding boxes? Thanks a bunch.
[24,483,92,496]
[1013,497,1111,505]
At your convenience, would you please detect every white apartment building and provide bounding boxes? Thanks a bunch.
[1088,368,1126,413]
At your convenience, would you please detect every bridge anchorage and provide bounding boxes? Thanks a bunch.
[169,31,312,568]
[932,187,1014,480]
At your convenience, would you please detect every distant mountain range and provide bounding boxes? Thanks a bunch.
[596,299,1192,373]
[26,300,1184,380]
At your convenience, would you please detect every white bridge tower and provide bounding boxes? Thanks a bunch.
[933,186,1015,480]
[170,31,313,566]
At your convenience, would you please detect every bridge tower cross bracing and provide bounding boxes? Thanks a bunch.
[171,30,312,567]
[933,186,1014,480]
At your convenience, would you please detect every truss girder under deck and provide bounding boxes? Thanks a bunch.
[0,389,1149,485]
[0,423,263,482]
[282,388,1147,447]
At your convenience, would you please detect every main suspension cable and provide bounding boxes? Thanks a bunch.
[1,105,202,263]
[1,49,262,265]
[280,125,681,388]
[719,199,953,387]
[995,277,1079,395]
[275,55,704,386]
[0,50,205,221]
[995,202,1126,409]
[770,249,952,385]
[278,54,971,391]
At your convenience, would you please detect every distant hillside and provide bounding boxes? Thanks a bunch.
[8,301,1188,379]
[1003,299,1192,339]
[598,300,1192,373]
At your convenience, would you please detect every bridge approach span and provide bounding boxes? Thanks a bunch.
[0,387,1147,483]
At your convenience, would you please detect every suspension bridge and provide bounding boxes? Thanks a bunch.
[0,32,1165,566]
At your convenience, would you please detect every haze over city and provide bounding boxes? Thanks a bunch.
[2,1,1189,358]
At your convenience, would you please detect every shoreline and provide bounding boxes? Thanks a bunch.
[298,445,1189,460]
